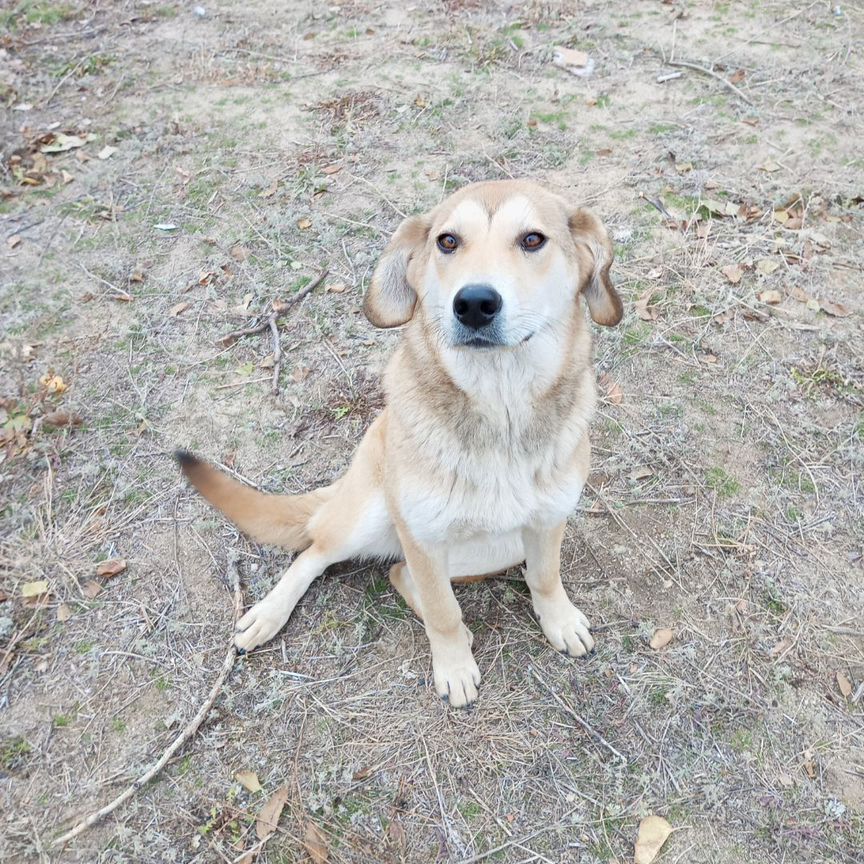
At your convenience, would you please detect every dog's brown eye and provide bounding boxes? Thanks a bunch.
[521,232,546,251]
[437,233,459,253]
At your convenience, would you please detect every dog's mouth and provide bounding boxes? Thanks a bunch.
[453,330,536,350]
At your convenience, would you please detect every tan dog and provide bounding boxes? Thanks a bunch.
[176,179,622,707]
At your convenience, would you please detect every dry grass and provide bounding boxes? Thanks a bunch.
[1,1,862,862]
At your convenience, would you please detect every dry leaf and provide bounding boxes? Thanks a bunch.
[43,410,82,428]
[721,264,743,284]
[321,164,342,175]
[259,354,276,369]
[630,466,654,482]
[260,179,279,198]
[235,770,262,793]
[256,785,290,840]
[634,288,658,321]
[96,558,126,578]
[789,287,811,303]
[777,771,795,788]
[325,281,347,294]
[836,671,853,699]
[98,145,117,160]
[230,245,250,262]
[291,366,311,383]
[40,133,86,153]
[39,373,68,394]
[598,372,623,405]
[129,271,145,283]
[22,580,50,598]
[57,603,72,622]
[169,301,191,317]
[303,822,329,864]
[297,217,312,230]
[83,580,102,599]
[7,235,21,249]
[649,628,674,650]
[759,161,781,173]
[819,299,851,317]
[758,290,782,305]
[553,46,589,67]
[756,258,780,276]
[803,755,816,780]
[634,815,673,864]
[729,68,747,85]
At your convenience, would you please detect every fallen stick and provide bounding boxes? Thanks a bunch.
[529,666,628,764]
[51,554,244,849]
[218,269,328,347]
[665,59,753,106]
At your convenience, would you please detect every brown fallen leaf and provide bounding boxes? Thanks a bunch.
[235,770,262,793]
[256,785,289,840]
[758,290,782,305]
[789,286,811,303]
[169,301,191,317]
[721,264,743,284]
[7,235,21,249]
[836,671,853,699]
[291,366,311,383]
[803,754,817,780]
[634,288,658,321]
[22,580,50,598]
[598,372,623,405]
[43,411,82,428]
[634,815,673,864]
[230,245,250,262]
[649,628,674,650]
[321,163,342,175]
[819,299,851,317]
[729,68,747,85]
[297,217,312,230]
[83,580,102,599]
[129,271,146,283]
[57,603,73,622]
[553,46,589,68]
[630,466,654,482]
[39,373,68,394]
[303,821,329,864]
[96,558,127,578]
[325,281,347,294]
[259,354,276,369]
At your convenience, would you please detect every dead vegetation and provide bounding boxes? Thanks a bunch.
[1,1,862,862]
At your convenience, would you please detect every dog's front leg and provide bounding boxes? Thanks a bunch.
[523,522,594,657]
[396,526,480,707]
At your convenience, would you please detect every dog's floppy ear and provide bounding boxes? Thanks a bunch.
[363,214,430,328]
[569,209,623,327]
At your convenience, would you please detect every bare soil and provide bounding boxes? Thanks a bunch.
[1,1,862,862]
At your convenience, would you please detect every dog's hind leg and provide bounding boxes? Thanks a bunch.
[234,419,400,653]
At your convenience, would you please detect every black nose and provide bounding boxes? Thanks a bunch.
[453,284,502,330]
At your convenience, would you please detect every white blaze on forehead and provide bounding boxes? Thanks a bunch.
[446,198,489,237]
[489,195,538,236]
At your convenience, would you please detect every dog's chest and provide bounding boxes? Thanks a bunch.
[399,404,589,544]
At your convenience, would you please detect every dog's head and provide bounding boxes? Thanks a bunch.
[363,180,622,349]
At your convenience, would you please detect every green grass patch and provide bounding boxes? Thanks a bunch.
[705,467,741,498]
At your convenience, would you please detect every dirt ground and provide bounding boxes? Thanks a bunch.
[1,1,863,862]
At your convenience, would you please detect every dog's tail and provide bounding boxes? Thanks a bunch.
[175,450,332,550]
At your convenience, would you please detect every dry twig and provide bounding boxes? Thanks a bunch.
[529,666,628,763]
[217,268,328,394]
[665,58,754,105]
[50,553,244,848]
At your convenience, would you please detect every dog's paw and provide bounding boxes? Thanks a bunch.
[434,653,481,708]
[536,600,594,658]
[234,600,289,652]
